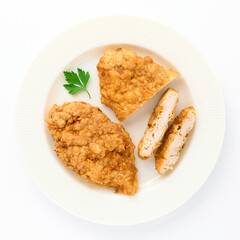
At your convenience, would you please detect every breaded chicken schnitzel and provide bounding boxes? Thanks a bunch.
[138,88,179,159]
[155,107,196,175]
[97,48,180,121]
[47,102,138,195]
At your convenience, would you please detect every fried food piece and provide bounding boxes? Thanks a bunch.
[155,107,196,175]
[47,102,138,195]
[97,48,180,121]
[138,88,179,159]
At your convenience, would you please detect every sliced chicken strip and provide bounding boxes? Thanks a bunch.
[155,107,196,175]
[138,88,179,159]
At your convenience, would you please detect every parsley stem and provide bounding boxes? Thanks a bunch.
[85,89,91,99]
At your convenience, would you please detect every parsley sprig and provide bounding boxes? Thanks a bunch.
[63,68,91,98]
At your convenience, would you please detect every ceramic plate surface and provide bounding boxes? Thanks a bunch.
[16,16,225,225]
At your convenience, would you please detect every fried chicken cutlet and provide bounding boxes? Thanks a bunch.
[47,102,138,195]
[138,88,179,159]
[155,107,196,175]
[97,48,180,121]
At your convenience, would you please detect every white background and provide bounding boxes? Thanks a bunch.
[1,0,239,239]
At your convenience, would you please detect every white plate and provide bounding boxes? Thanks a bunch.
[16,16,225,225]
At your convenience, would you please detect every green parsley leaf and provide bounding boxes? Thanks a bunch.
[63,68,91,98]
[63,71,81,85]
[78,68,90,86]
[63,84,85,95]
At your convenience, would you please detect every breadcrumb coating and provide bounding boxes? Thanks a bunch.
[97,48,180,121]
[155,107,196,175]
[138,88,179,159]
[47,102,138,195]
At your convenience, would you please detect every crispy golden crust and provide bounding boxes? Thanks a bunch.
[138,88,179,159]
[155,107,196,175]
[47,102,138,195]
[97,48,180,121]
